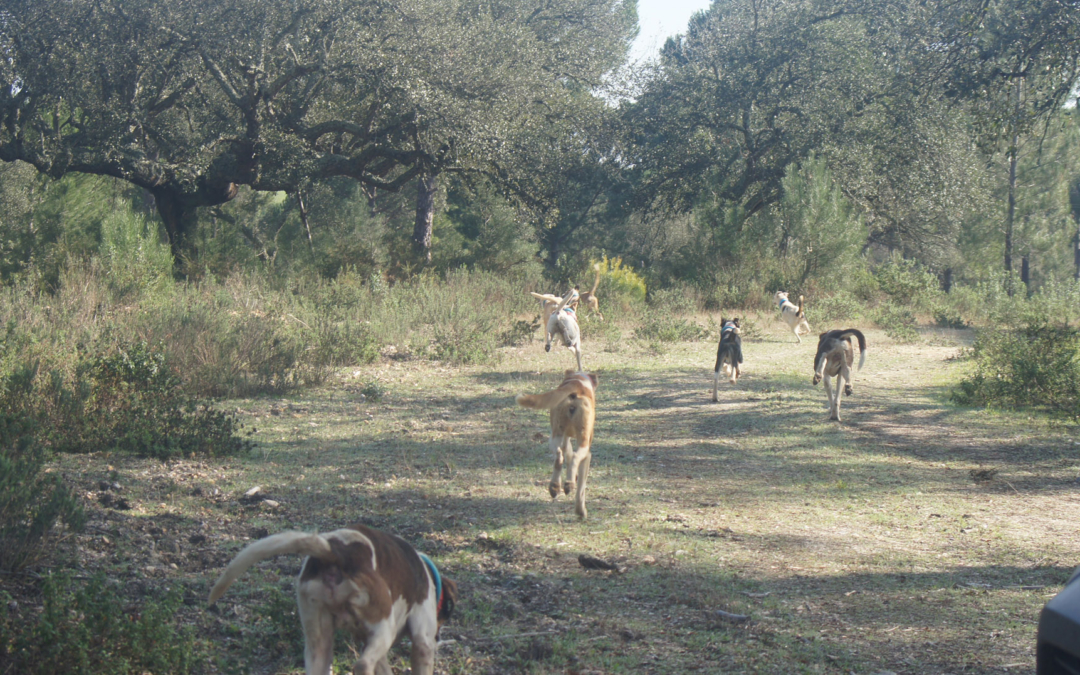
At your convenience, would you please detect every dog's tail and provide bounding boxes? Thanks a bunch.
[208,532,332,604]
[516,374,594,410]
[590,263,601,294]
[555,288,579,312]
[797,295,806,318]
[835,328,867,370]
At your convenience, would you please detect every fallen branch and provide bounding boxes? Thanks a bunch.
[714,609,751,623]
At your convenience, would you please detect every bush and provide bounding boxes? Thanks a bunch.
[812,294,864,326]
[0,573,206,674]
[874,255,941,312]
[634,315,708,343]
[875,303,920,343]
[952,321,1080,417]
[3,343,256,460]
[0,408,85,572]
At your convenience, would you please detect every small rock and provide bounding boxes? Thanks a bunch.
[261,500,280,509]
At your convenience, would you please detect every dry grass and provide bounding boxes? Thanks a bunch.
[25,314,1080,674]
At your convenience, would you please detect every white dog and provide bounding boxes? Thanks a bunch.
[774,291,811,342]
[530,288,583,371]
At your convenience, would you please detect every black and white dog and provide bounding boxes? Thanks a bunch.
[812,328,867,422]
[712,317,744,400]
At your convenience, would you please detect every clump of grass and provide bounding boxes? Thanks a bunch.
[0,406,85,572]
[953,320,1080,417]
[0,573,206,674]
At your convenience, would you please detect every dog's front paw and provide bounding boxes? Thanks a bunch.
[545,344,551,352]
[844,384,853,396]
[548,482,560,499]
[563,480,576,496]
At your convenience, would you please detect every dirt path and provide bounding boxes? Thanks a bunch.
[45,324,1080,673]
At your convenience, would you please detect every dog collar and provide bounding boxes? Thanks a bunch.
[721,324,737,334]
[418,552,444,613]
[778,299,788,310]
[563,307,576,314]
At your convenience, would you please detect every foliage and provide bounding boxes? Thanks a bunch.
[874,255,942,312]
[0,573,206,674]
[8,341,258,460]
[874,303,920,344]
[0,406,85,572]
[953,320,1080,417]
[812,294,865,327]
[594,256,647,313]
[0,0,636,267]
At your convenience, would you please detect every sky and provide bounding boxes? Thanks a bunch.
[630,0,713,62]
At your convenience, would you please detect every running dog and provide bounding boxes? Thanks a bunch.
[712,317,743,400]
[577,263,604,320]
[530,288,583,371]
[208,525,457,675]
[516,370,597,520]
[812,328,867,422]
[775,291,811,342]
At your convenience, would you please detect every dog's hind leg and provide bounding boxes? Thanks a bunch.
[571,343,583,372]
[562,436,576,496]
[407,624,437,675]
[571,449,591,520]
[823,374,837,420]
[548,435,565,499]
[712,365,721,402]
[352,622,397,675]
[299,589,335,675]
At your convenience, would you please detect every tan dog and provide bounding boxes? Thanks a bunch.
[812,328,867,422]
[517,370,597,520]
[775,291,811,342]
[577,263,603,320]
[208,524,457,675]
[530,288,583,371]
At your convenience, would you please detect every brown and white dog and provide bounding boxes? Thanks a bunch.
[516,370,597,520]
[208,524,457,675]
[775,291,811,342]
[577,263,603,320]
[812,328,867,422]
[712,317,743,400]
[530,288,583,371]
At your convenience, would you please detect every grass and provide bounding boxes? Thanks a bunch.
[15,313,1080,674]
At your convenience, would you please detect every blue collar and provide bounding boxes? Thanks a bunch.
[563,306,576,314]
[418,552,443,613]
[721,323,737,334]
[778,299,788,310]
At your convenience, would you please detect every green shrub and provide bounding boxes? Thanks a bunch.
[595,256,646,313]
[952,321,1080,416]
[874,255,941,311]
[3,343,256,460]
[932,305,968,329]
[812,294,864,326]
[634,315,708,343]
[0,408,85,572]
[875,303,920,343]
[0,573,206,674]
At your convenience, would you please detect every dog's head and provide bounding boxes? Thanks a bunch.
[774,291,789,304]
[563,369,598,389]
[438,577,458,626]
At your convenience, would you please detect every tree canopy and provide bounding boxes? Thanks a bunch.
[0,0,636,265]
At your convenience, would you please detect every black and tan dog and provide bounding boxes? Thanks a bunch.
[712,317,743,400]
[208,524,457,675]
[517,370,597,520]
[812,328,867,422]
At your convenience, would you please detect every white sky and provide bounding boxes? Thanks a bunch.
[630,0,713,62]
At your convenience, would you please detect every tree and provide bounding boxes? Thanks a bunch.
[0,0,636,270]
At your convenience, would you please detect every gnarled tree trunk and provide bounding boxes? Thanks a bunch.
[412,173,438,264]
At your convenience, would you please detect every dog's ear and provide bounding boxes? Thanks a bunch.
[588,373,598,388]
[439,578,458,624]
[733,317,740,326]
[564,368,577,378]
